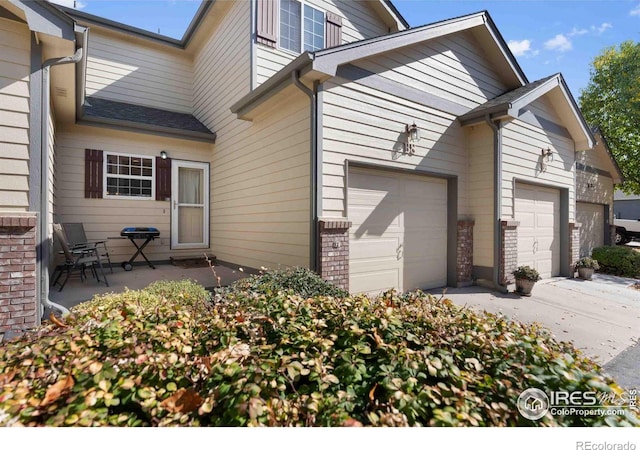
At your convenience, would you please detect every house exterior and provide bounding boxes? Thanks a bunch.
[575,129,623,257]
[0,0,609,332]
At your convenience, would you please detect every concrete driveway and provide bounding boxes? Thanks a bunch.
[430,274,640,383]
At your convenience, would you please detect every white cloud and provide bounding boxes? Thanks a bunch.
[508,39,532,57]
[49,0,86,9]
[568,27,588,37]
[592,22,612,34]
[630,4,640,16]
[544,34,572,52]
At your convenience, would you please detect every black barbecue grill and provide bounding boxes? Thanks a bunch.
[119,227,160,271]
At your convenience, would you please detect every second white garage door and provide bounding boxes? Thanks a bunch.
[515,183,561,279]
[577,202,604,258]
[348,168,447,295]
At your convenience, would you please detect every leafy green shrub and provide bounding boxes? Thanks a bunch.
[575,257,600,270]
[1,278,638,427]
[592,246,640,277]
[512,265,541,281]
[225,267,348,298]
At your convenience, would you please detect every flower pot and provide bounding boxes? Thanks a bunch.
[515,278,536,296]
[577,267,594,280]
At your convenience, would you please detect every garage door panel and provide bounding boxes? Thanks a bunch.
[515,184,561,279]
[350,237,400,260]
[350,205,401,233]
[348,168,447,294]
[577,202,604,258]
[350,270,400,295]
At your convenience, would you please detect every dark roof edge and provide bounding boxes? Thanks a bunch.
[383,0,410,29]
[181,0,216,45]
[482,12,528,85]
[79,115,217,143]
[231,52,314,116]
[56,4,184,48]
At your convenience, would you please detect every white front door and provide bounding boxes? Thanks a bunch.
[171,160,209,249]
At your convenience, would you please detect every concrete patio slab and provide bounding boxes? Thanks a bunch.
[428,274,640,366]
[48,261,250,310]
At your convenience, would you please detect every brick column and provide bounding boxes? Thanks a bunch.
[317,219,351,292]
[0,214,37,333]
[499,220,519,286]
[456,220,474,287]
[569,223,581,275]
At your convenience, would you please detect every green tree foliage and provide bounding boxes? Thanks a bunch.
[580,41,640,193]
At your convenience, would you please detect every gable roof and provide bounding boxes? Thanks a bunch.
[459,73,595,150]
[312,11,526,85]
[54,0,408,49]
[6,0,76,39]
[82,97,216,142]
[232,10,528,118]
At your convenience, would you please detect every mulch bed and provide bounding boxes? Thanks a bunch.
[170,255,216,269]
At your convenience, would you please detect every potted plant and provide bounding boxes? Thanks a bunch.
[512,265,541,296]
[575,257,599,280]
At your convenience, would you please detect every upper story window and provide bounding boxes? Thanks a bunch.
[279,0,324,53]
[104,152,154,199]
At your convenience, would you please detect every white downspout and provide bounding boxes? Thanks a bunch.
[39,48,83,317]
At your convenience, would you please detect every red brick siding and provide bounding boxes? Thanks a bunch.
[317,220,351,292]
[456,220,474,286]
[499,220,519,286]
[0,215,37,332]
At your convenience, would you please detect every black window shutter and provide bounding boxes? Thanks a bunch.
[326,12,342,48]
[155,156,171,201]
[84,149,103,199]
[256,0,278,47]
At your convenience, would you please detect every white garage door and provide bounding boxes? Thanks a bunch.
[348,168,447,295]
[577,202,604,258]
[515,184,560,279]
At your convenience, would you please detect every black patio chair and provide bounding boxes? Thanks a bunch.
[51,223,109,292]
[62,222,113,273]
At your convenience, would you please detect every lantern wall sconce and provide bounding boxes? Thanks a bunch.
[160,150,168,160]
[540,147,553,172]
[404,122,420,155]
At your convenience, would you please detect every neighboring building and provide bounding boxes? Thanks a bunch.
[614,191,640,220]
[0,0,603,332]
[575,129,623,257]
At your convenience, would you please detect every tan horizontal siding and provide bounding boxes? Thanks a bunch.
[576,141,615,223]
[0,17,30,212]
[192,1,309,270]
[321,78,469,219]
[55,125,212,263]
[501,120,575,221]
[354,32,507,109]
[256,0,389,86]
[468,124,494,267]
[84,30,193,113]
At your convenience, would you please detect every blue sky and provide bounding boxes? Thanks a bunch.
[50,0,640,99]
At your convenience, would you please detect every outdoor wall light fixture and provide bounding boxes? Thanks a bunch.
[540,147,553,172]
[160,151,168,160]
[405,122,420,155]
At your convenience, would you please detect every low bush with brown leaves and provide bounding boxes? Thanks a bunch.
[0,275,638,427]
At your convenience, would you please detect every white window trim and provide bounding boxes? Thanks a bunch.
[103,151,156,200]
[277,0,325,55]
